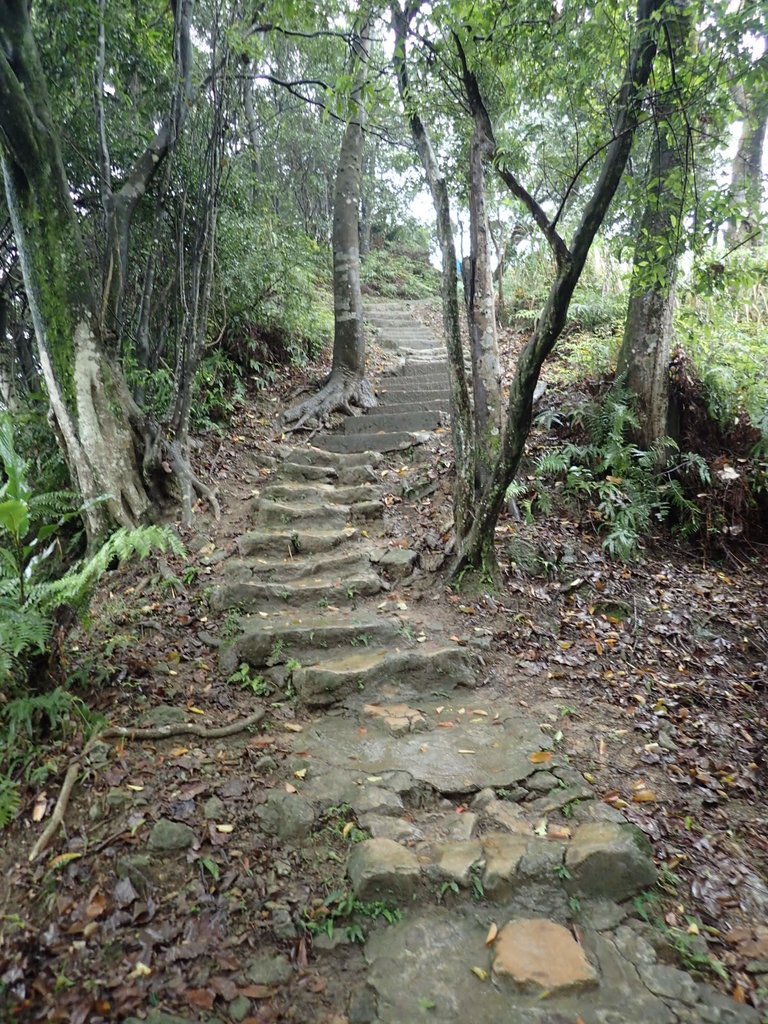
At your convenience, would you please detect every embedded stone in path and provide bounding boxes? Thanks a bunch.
[301,705,551,792]
[565,822,657,901]
[492,918,598,995]
[347,838,421,900]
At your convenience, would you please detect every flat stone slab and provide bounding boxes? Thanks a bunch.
[493,918,598,994]
[363,906,756,1023]
[301,705,551,793]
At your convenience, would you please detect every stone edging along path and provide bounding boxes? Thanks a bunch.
[208,301,759,1024]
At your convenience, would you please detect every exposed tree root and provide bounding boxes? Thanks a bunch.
[283,372,376,432]
[28,710,265,862]
[102,708,264,740]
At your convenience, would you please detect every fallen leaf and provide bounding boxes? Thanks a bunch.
[529,751,553,764]
[283,723,303,733]
[534,818,548,837]
[294,768,308,780]
[284,783,298,794]
[485,922,498,945]
[186,989,215,1011]
[126,783,144,792]
[170,747,189,757]
[215,824,234,834]
[127,962,152,979]
[458,749,476,755]
[470,967,489,982]
[31,793,47,823]
[48,852,83,870]
[188,706,205,715]
[238,984,275,999]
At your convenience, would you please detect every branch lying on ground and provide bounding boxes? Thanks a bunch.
[27,710,265,862]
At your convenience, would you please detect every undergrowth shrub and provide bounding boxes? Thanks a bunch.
[508,386,710,559]
[217,212,333,380]
[0,414,184,828]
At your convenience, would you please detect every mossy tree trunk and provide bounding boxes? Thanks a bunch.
[0,2,150,538]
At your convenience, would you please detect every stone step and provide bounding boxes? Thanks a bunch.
[316,432,426,454]
[275,445,383,469]
[388,362,448,378]
[211,569,384,612]
[227,548,372,584]
[344,410,443,435]
[277,460,378,487]
[374,399,451,415]
[262,481,379,506]
[237,527,357,559]
[294,642,474,707]
[376,385,450,401]
[251,498,382,529]
[220,612,400,674]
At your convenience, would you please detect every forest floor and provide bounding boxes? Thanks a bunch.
[1,300,767,1024]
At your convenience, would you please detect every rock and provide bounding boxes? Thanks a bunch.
[147,818,196,852]
[525,771,560,792]
[348,983,378,1023]
[425,840,483,887]
[256,791,315,840]
[228,995,251,1022]
[565,823,656,901]
[448,811,477,841]
[481,798,532,836]
[492,918,598,994]
[115,854,154,895]
[203,795,226,820]
[106,788,133,809]
[245,953,292,986]
[638,964,700,1005]
[471,787,497,811]
[362,702,427,735]
[124,1013,196,1024]
[526,783,594,815]
[572,800,627,825]
[611,925,658,967]
[377,548,417,577]
[358,814,424,843]
[577,899,629,931]
[143,704,188,727]
[347,838,420,900]
[350,786,404,817]
[481,834,529,898]
[270,905,297,940]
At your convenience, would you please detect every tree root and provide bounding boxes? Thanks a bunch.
[102,708,264,740]
[28,710,265,863]
[283,373,376,432]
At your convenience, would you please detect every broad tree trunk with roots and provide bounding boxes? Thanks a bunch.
[0,0,220,539]
[283,26,376,431]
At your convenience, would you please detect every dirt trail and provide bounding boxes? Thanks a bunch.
[3,301,764,1024]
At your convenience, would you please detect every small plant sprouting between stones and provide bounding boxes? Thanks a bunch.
[228,662,270,695]
[302,889,401,944]
[438,879,460,902]
[318,804,369,845]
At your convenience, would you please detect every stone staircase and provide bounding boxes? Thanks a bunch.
[206,300,758,1024]
[315,301,455,454]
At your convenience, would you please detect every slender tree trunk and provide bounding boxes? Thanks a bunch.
[283,24,376,430]
[618,1,691,446]
[453,0,661,577]
[459,46,503,492]
[725,64,768,247]
[617,127,682,445]
[392,4,475,537]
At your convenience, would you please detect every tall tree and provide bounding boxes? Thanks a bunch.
[618,1,693,446]
[283,19,376,430]
[725,46,768,247]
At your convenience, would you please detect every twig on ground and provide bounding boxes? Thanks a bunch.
[28,710,265,862]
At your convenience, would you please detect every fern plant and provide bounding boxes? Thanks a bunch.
[510,386,710,559]
[0,414,184,829]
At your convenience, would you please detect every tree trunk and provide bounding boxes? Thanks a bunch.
[0,3,152,538]
[453,0,661,577]
[459,47,503,493]
[391,4,475,538]
[725,64,768,248]
[283,24,375,430]
[617,127,681,445]
[618,2,691,446]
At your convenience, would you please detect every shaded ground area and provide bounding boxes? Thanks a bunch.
[1,301,766,1024]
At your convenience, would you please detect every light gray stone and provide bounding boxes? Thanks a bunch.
[245,953,292,986]
[638,964,700,1005]
[426,840,484,887]
[203,795,226,820]
[256,791,316,840]
[565,823,656,901]
[350,786,404,817]
[147,818,196,852]
[228,995,251,1022]
[347,838,420,899]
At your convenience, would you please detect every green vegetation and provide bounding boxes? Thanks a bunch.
[302,889,401,943]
